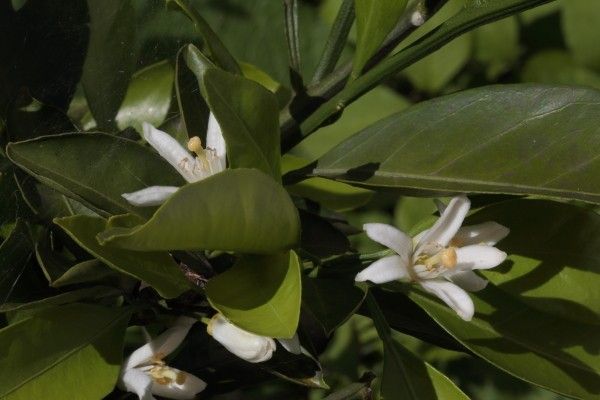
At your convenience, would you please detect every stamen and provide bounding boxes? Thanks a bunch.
[440,247,457,269]
[187,136,203,154]
[176,372,187,385]
[149,365,180,386]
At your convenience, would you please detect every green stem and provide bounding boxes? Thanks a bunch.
[311,0,355,84]
[283,0,303,90]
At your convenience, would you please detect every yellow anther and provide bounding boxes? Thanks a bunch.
[150,365,179,385]
[176,372,187,385]
[440,247,457,269]
[187,136,203,154]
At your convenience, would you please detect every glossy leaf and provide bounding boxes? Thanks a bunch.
[409,285,600,399]
[0,220,34,306]
[51,260,116,288]
[465,199,600,325]
[0,286,121,312]
[98,169,300,253]
[366,293,469,400]
[0,303,131,400]
[6,133,185,217]
[303,277,366,335]
[315,85,600,203]
[206,251,301,338]
[200,65,281,180]
[82,0,136,131]
[116,60,175,133]
[352,0,408,78]
[55,215,190,299]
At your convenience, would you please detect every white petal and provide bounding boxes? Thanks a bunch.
[277,333,302,355]
[419,280,475,321]
[416,196,470,251]
[142,122,196,182]
[119,368,155,400]
[122,186,179,207]
[125,317,197,369]
[206,113,226,171]
[447,270,488,292]
[355,255,411,284]
[455,245,507,271]
[363,223,413,261]
[453,221,509,246]
[150,368,207,400]
[207,314,276,363]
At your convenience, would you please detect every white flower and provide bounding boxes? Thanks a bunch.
[355,196,508,321]
[119,317,206,400]
[207,313,277,363]
[122,114,226,206]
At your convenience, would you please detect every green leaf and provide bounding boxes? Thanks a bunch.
[82,0,136,131]
[473,17,520,80]
[0,220,34,306]
[55,215,190,299]
[194,61,281,180]
[302,277,366,335]
[6,133,186,217]
[366,293,469,400]
[0,286,121,313]
[562,0,600,70]
[206,251,301,338]
[52,260,116,288]
[98,169,300,253]
[521,50,600,90]
[175,47,210,140]
[465,199,600,325]
[116,60,175,133]
[409,285,600,399]
[315,84,600,203]
[0,303,131,400]
[166,0,240,74]
[353,0,408,78]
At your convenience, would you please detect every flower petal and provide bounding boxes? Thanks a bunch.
[142,122,196,182]
[447,270,488,292]
[122,186,179,207]
[125,317,196,369]
[150,368,207,400]
[119,368,155,400]
[419,280,475,321]
[355,255,411,284]
[453,221,509,246]
[277,333,302,355]
[363,223,413,261]
[416,196,470,251]
[206,113,227,171]
[455,245,507,271]
[207,314,276,363]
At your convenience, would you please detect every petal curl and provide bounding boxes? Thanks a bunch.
[447,270,488,292]
[206,113,226,171]
[363,223,413,262]
[455,245,507,271]
[416,196,470,251]
[419,280,475,321]
[355,255,411,284]
[122,186,179,207]
[453,221,509,246]
[143,122,196,182]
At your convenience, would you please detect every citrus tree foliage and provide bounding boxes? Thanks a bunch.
[1,0,600,399]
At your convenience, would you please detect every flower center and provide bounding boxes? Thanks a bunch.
[417,247,457,271]
[187,136,204,154]
[149,365,187,386]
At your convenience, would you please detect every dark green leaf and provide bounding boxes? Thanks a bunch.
[562,0,600,70]
[52,260,116,288]
[410,285,600,399]
[98,169,300,254]
[466,199,600,325]
[315,85,600,203]
[0,286,121,312]
[206,251,301,338]
[176,47,210,140]
[82,0,136,131]
[116,60,175,133]
[0,220,34,306]
[0,303,131,399]
[7,133,186,217]
[55,215,190,299]
[521,50,600,90]
[353,0,409,78]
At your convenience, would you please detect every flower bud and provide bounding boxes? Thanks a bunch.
[207,314,276,363]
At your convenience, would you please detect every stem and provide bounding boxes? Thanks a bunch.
[283,0,303,90]
[280,0,445,151]
[287,0,551,146]
[311,0,355,84]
